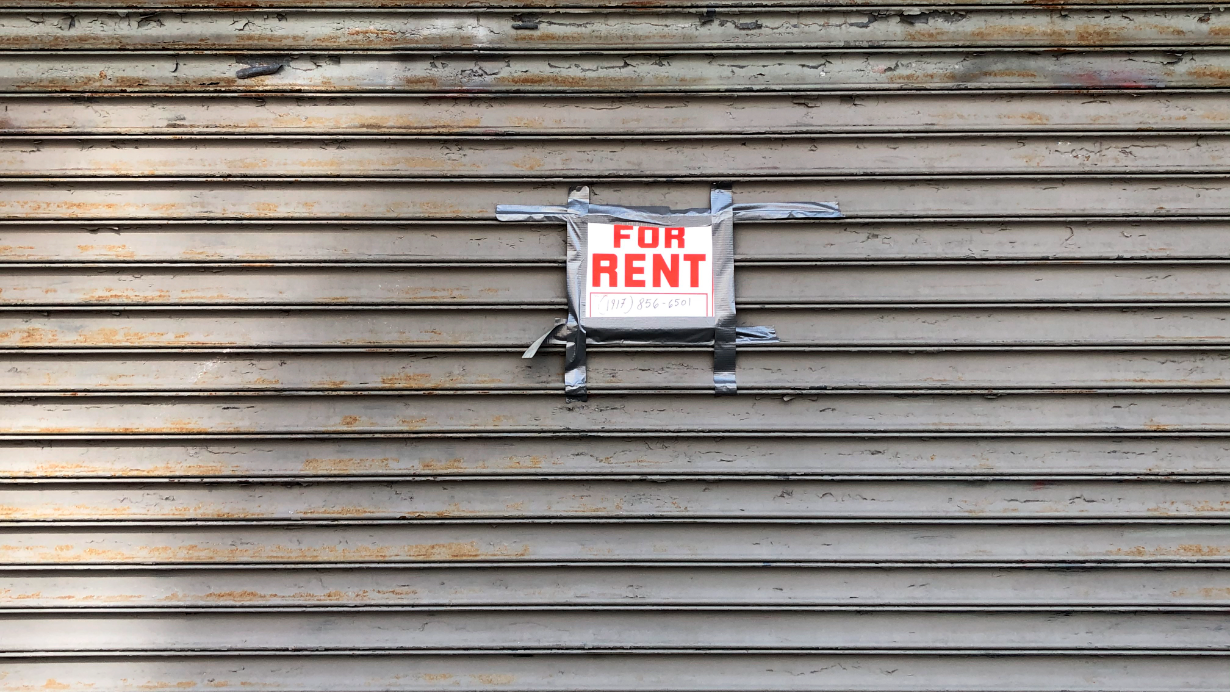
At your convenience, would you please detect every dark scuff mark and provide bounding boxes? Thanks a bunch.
[236,64,283,79]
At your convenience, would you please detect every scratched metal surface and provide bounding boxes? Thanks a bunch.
[4,5,1230,692]
[7,92,1230,135]
[3,8,1229,50]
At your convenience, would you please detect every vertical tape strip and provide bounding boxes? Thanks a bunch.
[711,183,737,395]
[564,185,591,402]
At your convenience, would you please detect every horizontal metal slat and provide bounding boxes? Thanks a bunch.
[7,92,1230,136]
[18,305,1230,348]
[4,479,1228,521]
[4,610,1227,653]
[6,178,1230,220]
[0,265,562,306]
[4,436,1227,480]
[15,263,1230,306]
[4,523,1228,565]
[4,8,1227,52]
[10,349,1230,392]
[6,566,1228,608]
[12,0,1221,6]
[3,654,1228,692]
[1,50,1228,94]
[11,134,1230,177]
[0,308,563,348]
[0,222,565,262]
[5,392,1230,435]
[9,219,1230,263]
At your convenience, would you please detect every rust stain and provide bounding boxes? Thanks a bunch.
[379,372,439,388]
[81,288,173,303]
[312,379,351,388]
[1188,66,1230,82]
[1170,587,1230,600]
[0,245,37,258]
[1012,111,1052,125]
[298,506,383,518]
[20,539,529,564]
[419,457,469,471]
[470,674,516,686]
[1111,544,1230,558]
[0,327,59,346]
[886,70,958,84]
[301,457,396,473]
[511,156,545,171]
[72,327,184,346]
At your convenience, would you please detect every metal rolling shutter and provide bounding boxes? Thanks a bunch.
[2,3,1230,690]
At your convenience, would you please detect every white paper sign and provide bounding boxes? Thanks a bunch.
[586,222,714,318]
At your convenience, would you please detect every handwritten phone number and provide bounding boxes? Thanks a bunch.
[592,294,705,316]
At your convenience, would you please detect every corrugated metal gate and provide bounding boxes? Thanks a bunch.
[3,2,1230,690]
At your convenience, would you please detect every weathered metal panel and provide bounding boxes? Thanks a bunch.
[2,655,1227,692]
[12,0,1224,6]
[12,262,1230,306]
[2,436,1228,480]
[5,479,1230,521]
[10,134,1230,177]
[6,392,1230,435]
[10,349,1230,392]
[8,93,1230,136]
[16,305,1230,348]
[4,435,1230,479]
[8,177,1230,219]
[8,6,1229,690]
[12,218,1230,263]
[5,566,1228,608]
[4,8,1228,51]
[7,611,1230,652]
[4,51,1230,94]
[4,523,1228,565]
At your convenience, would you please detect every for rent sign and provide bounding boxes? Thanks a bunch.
[586,222,714,318]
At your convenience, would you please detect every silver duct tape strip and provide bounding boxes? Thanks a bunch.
[564,186,590,402]
[732,201,843,221]
[711,184,737,396]
[496,189,842,399]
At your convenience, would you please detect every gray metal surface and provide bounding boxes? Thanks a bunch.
[6,92,1230,135]
[5,50,1230,93]
[3,8,1227,50]
[4,5,1228,692]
